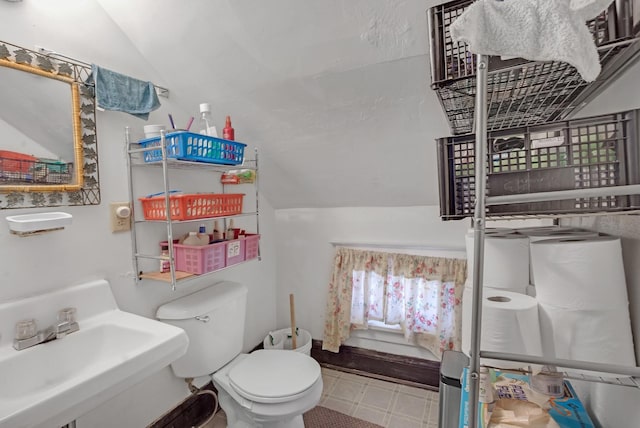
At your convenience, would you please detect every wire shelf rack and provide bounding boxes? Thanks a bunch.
[429,0,640,135]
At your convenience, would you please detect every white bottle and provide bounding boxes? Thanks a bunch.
[199,103,218,137]
[183,231,205,246]
[479,367,495,403]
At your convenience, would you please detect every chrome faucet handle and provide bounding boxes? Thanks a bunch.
[57,307,77,323]
[15,319,38,340]
[55,307,78,339]
[12,309,80,350]
[13,319,44,351]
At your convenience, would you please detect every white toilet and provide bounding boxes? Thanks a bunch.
[156,281,323,428]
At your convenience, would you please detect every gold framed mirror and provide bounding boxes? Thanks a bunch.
[0,41,99,209]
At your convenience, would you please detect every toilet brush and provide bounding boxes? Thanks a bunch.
[289,293,297,350]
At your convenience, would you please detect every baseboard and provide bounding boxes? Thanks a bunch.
[311,339,440,390]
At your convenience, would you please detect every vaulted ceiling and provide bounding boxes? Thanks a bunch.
[96,0,451,209]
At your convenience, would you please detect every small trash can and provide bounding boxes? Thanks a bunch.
[263,328,312,355]
[439,350,469,428]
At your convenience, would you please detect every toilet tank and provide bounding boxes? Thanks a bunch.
[156,281,248,378]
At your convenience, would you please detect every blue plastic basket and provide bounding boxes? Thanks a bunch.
[139,131,247,165]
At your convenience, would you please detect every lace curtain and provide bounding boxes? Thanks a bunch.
[322,247,467,359]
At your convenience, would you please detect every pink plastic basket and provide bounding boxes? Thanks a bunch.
[244,234,260,260]
[225,239,246,267]
[174,241,226,274]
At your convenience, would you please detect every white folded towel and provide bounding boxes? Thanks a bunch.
[450,0,613,82]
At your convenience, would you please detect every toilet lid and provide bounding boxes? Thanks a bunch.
[228,350,321,403]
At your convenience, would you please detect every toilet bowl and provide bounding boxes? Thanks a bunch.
[156,281,322,428]
[213,350,322,428]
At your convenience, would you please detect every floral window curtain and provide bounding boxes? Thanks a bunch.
[322,247,388,352]
[322,247,467,359]
[387,253,467,358]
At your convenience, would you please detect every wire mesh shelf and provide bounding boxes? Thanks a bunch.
[428,0,640,135]
[482,366,640,389]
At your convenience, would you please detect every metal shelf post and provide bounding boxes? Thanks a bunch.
[467,54,489,428]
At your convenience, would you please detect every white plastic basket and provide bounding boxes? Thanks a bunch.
[263,328,311,356]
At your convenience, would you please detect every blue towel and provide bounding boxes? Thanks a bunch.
[88,64,160,120]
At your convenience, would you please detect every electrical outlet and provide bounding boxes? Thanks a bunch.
[110,202,131,232]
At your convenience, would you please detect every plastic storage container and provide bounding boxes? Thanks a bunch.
[263,328,312,356]
[138,131,246,165]
[437,109,640,219]
[0,150,38,173]
[244,234,261,260]
[174,240,227,274]
[428,0,637,135]
[139,193,244,221]
[225,239,246,267]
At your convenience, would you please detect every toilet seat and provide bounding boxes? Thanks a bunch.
[228,350,321,404]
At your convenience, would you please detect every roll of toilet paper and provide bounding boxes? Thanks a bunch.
[465,232,529,294]
[525,230,600,285]
[530,236,629,309]
[537,302,636,365]
[462,288,542,369]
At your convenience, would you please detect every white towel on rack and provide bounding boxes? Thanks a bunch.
[449,0,614,82]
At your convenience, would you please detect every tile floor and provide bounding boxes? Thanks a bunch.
[203,366,440,427]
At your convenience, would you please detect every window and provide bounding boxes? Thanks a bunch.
[323,247,467,359]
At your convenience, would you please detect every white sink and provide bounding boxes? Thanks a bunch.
[0,280,189,428]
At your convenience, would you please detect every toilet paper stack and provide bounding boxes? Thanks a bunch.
[516,227,599,287]
[464,229,529,294]
[463,229,541,368]
[530,235,637,426]
[463,226,635,369]
[461,287,543,369]
[530,236,636,365]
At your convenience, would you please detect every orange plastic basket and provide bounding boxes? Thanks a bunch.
[139,193,244,221]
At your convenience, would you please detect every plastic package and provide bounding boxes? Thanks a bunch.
[221,169,256,184]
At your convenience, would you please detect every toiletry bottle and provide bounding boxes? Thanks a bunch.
[213,220,223,242]
[223,116,235,140]
[198,103,218,137]
[184,231,206,246]
[226,219,235,240]
[160,242,170,273]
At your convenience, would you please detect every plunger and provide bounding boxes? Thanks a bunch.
[289,293,297,350]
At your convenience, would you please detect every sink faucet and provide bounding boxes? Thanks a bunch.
[13,307,79,351]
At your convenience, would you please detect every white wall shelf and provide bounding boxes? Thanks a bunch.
[5,212,72,236]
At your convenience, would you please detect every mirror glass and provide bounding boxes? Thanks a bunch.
[0,65,76,185]
[0,41,100,209]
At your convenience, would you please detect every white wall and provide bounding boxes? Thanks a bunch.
[0,2,277,427]
[274,206,470,360]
